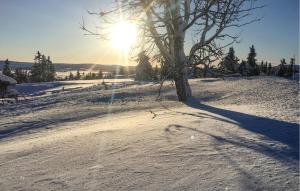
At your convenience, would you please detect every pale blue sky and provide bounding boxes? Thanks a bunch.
[0,0,298,65]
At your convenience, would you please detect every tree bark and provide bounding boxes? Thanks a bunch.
[170,0,192,102]
[174,70,191,101]
[173,48,192,101]
[203,64,208,78]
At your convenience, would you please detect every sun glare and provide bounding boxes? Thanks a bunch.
[110,21,137,51]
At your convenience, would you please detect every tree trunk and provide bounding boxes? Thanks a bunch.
[171,5,192,102]
[203,64,208,78]
[173,50,192,101]
[174,72,191,101]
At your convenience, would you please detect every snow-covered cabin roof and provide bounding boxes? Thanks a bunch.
[0,73,17,84]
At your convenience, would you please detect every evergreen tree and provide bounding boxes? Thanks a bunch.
[31,51,42,82]
[278,58,287,77]
[264,61,268,74]
[40,55,48,81]
[91,72,96,79]
[219,47,239,74]
[15,68,29,83]
[76,70,81,80]
[247,45,260,76]
[97,69,103,79]
[46,56,55,81]
[69,72,74,80]
[14,68,22,83]
[238,60,248,76]
[135,51,153,81]
[260,61,268,74]
[30,51,55,82]
[288,58,295,77]
[267,63,272,76]
[260,61,264,73]
[83,72,97,80]
[2,59,13,77]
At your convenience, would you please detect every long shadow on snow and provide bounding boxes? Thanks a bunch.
[183,98,299,161]
[165,124,279,190]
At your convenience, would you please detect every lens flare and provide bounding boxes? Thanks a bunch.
[110,21,137,51]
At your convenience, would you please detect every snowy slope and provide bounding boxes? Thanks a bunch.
[0,76,299,191]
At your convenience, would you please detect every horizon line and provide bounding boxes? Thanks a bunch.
[0,59,137,67]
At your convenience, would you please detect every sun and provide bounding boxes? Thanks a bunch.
[110,21,137,51]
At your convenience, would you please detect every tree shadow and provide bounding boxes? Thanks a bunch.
[159,103,239,126]
[164,124,287,190]
[199,78,221,83]
[182,98,299,162]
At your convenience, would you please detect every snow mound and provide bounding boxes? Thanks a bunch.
[0,73,17,84]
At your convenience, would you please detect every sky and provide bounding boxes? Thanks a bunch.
[0,0,298,66]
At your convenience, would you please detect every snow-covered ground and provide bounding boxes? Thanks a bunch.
[0,76,299,191]
[16,78,134,96]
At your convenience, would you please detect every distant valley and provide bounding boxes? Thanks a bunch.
[0,60,136,73]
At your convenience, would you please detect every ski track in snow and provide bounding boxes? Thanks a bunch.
[0,76,299,191]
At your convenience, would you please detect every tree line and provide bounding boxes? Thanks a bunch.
[193,45,297,78]
[2,51,138,83]
[134,46,297,81]
[65,66,135,81]
[2,48,296,84]
[66,69,103,81]
[2,51,55,83]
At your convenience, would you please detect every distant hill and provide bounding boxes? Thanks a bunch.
[0,61,32,69]
[0,60,136,73]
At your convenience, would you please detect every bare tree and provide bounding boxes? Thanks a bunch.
[189,42,223,78]
[82,0,263,101]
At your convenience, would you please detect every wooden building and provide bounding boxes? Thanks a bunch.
[0,73,18,99]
